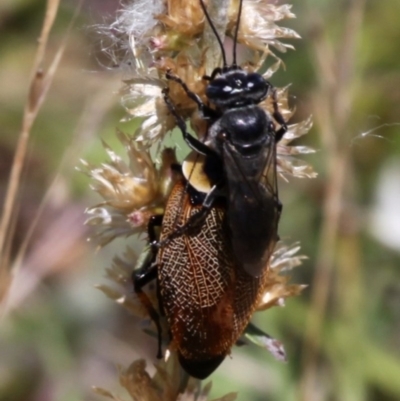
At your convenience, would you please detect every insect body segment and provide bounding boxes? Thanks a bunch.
[158,179,232,378]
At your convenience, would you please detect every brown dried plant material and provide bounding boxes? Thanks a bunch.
[156,0,205,38]
[94,358,238,401]
[81,135,179,247]
[228,1,300,53]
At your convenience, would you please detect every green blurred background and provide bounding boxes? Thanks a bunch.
[1,0,400,400]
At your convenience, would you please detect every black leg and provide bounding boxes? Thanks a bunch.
[170,163,182,174]
[166,70,218,120]
[162,87,218,158]
[159,206,210,247]
[166,71,204,111]
[132,214,164,359]
[132,263,163,359]
[156,184,221,248]
[147,214,163,243]
[270,87,287,142]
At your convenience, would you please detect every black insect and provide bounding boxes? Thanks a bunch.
[133,0,288,379]
[162,0,288,278]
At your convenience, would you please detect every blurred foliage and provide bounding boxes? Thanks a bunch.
[0,1,399,401]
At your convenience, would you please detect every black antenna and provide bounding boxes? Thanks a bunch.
[199,0,227,68]
[232,0,243,67]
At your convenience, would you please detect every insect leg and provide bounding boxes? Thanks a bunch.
[166,71,216,119]
[162,88,217,157]
[132,214,164,359]
[157,184,221,247]
[148,214,163,243]
[270,87,288,142]
[166,70,204,109]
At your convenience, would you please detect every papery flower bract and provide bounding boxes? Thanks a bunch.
[257,242,307,311]
[84,206,142,247]
[156,0,204,38]
[120,78,172,145]
[229,1,300,54]
[278,116,317,179]
[84,130,158,210]
[81,131,178,246]
[258,83,316,180]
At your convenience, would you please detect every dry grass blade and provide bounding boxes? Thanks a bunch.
[0,0,60,303]
[0,0,60,254]
[0,0,83,306]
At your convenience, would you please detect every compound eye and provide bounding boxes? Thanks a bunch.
[246,73,267,92]
[247,72,265,84]
[206,78,231,100]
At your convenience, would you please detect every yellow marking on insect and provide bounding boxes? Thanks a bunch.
[182,151,212,193]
